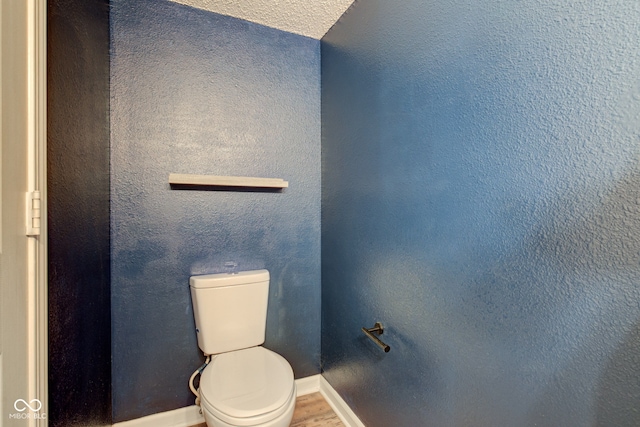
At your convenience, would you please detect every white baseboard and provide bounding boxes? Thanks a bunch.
[112,374,364,427]
[318,376,366,427]
[112,404,204,427]
[295,374,321,396]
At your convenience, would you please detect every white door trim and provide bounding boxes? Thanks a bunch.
[0,0,46,424]
[26,0,47,425]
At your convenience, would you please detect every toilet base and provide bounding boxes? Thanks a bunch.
[201,386,296,427]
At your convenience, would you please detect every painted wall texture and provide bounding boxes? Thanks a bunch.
[110,0,320,422]
[47,0,112,426]
[321,0,640,426]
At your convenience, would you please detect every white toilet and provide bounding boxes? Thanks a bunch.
[190,269,296,427]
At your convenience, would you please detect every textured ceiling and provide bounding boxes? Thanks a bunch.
[170,0,355,39]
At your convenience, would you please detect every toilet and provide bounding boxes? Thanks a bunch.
[190,270,296,427]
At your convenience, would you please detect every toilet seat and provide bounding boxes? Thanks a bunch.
[199,346,295,426]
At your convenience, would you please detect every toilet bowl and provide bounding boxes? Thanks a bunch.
[199,346,296,427]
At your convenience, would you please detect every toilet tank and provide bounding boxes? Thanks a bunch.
[190,269,270,355]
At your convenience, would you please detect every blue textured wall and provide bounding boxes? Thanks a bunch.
[110,1,320,422]
[48,0,112,425]
[321,1,640,426]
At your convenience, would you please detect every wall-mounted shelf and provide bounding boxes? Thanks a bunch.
[169,173,289,189]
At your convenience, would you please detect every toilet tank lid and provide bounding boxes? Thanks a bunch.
[190,269,269,289]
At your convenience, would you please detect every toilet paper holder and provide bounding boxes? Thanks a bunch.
[362,322,390,353]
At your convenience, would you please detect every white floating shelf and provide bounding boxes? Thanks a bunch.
[169,173,288,189]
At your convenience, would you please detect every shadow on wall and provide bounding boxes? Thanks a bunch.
[47,0,111,425]
[324,149,640,427]
[519,159,640,426]
[596,320,640,426]
[449,155,640,426]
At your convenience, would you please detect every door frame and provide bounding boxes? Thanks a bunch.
[1,0,46,425]
[28,0,47,425]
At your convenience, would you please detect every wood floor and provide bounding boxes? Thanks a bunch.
[290,392,345,427]
[190,392,345,427]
